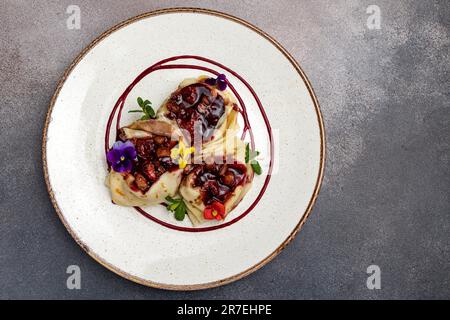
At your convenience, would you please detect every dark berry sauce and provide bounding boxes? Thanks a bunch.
[120,132,178,192]
[105,55,274,232]
[192,163,247,205]
[165,83,225,141]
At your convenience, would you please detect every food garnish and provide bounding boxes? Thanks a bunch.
[203,201,226,220]
[128,97,156,120]
[106,140,137,173]
[170,139,195,169]
[245,143,262,175]
[165,196,187,221]
[205,73,227,91]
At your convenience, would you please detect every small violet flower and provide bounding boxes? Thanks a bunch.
[205,73,227,91]
[107,140,137,173]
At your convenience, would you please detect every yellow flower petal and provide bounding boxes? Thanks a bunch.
[170,148,179,160]
[178,139,186,151]
[170,139,196,169]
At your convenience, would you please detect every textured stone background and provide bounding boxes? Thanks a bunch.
[1,0,449,299]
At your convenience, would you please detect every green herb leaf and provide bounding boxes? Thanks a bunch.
[245,143,250,163]
[165,196,175,203]
[165,196,186,221]
[245,144,262,174]
[175,203,186,221]
[246,143,260,163]
[143,104,156,118]
[251,161,262,175]
[168,202,180,212]
[129,97,157,119]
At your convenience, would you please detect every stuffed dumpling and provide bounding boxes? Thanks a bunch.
[156,76,239,145]
[179,138,254,225]
[106,119,183,207]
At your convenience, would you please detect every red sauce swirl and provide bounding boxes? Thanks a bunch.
[105,55,273,232]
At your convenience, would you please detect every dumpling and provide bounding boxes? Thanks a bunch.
[179,138,254,226]
[156,76,240,145]
[106,119,183,207]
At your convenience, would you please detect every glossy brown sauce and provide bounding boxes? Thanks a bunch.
[165,83,225,142]
[121,132,178,192]
[192,163,247,205]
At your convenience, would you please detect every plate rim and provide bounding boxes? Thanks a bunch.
[42,7,326,291]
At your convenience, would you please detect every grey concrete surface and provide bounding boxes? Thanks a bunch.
[0,0,449,299]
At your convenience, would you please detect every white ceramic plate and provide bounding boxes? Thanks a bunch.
[43,8,325,290]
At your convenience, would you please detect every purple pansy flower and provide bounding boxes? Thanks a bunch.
[107,140,137,173]
[205,74,227,91]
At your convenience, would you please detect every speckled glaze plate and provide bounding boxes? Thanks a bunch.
[43,8,325,290]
